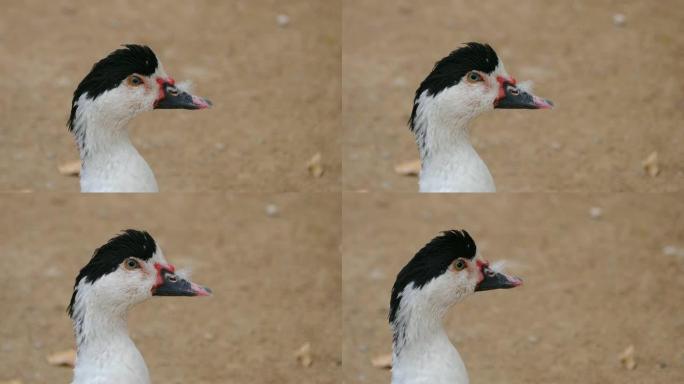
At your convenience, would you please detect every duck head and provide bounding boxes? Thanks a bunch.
[68,44,212,134]
[389,230,521,326]
[409,43,553,159]
[68,229,211,320]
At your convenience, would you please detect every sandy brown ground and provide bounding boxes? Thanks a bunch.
[343,193,684,383]
[0,194,340,383]
[0,0,340,192]
[343,0,684,192]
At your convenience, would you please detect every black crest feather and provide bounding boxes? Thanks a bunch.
[67,229,157,317]
[68,44,159,131]
[389,230,476,324]
[409,42,499,131]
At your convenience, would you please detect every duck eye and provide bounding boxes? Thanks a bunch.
[466,71,482,83]
[453,259,467,271]
[128,75,143,86]
[123,258,140,270]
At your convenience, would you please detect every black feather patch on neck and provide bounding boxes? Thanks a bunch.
[389,230,476,324]
[67,44,159,131]
[67,229,157,318]
[409,42,499,131]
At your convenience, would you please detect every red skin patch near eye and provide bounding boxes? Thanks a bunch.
[155,79,165,103]
[475,259,490,284]
[153,262,176,288]
[495,76,517,102]
[155,77,175,86]
[497,76,517,86]
[154,77,176,104]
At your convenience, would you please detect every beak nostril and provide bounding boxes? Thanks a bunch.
[167,274,178,283]
[167,87,179,97]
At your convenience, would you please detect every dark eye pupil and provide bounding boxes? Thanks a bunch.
[128,259,136,267]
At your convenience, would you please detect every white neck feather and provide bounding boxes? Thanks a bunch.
[72,96,158,193]
[391,285,469,384]
[71,286,150,384]
[413,92,495,193]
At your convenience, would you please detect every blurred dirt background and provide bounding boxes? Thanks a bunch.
[343,0,684,192]
[0,0,340,192]
[343,193,684,383]
[0,194,340,383]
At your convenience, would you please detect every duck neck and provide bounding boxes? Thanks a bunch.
[414,111,494,192]
[71,290,150,384]
[72,106,136,162]
[391,296,468,384]
[71,105,157,192]
[392,295,451,356]
[423,119,475,163]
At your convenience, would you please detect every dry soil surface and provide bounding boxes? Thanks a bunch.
[0,194,340,383]
[343,0,684,192]
[0,0,340,192]
[343,193,684,383]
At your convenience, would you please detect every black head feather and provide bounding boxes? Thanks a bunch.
[67,229,157,318]
[409,42,499,131]
[389,230,476,324]
[68,44,159,131]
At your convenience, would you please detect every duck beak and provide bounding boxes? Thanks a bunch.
[154,82,212,110]
[494,82,553,110]
[475,266,522,292]
[152,269,212,297]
